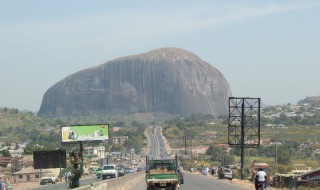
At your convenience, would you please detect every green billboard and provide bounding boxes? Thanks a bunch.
[61,124,109,142]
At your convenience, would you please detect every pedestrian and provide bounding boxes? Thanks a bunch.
[69,164,81,189]
[211,167,215,176]
[67,171,72,184]
[218,167,225,179]
[205,166,209,176]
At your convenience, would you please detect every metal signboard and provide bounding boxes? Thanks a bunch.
[61,124,109,143]
[33,149,66,169]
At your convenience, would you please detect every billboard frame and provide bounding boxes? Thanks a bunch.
[33,149,66,169]
[60,124,110,144]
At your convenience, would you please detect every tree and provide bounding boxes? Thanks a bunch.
[30,129,40,141]
[277,146,291,164]
[54,119,64,126]
[9,108,19,114]
[131,121,143,128]
[206,145,234,166]
[206,145,224,156]
[1,149,11,157]
[40,122,46,128]
[176,120,186,130]
[115,121,125,127]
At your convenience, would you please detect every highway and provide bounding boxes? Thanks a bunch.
[146,126,159,159]
[127,172,252,190]
[30,176,100,190]
[146,126,170,159]
[142,125,252,190]
[29,172,252,190]
[28,125,253,190]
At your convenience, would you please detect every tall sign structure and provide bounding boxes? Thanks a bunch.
[60,124,110,175]
[228,97,261,179]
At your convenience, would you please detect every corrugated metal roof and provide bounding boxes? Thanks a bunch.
[13,167,51,175]
[299,167,320,177]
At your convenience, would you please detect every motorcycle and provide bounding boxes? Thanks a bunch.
[256,180,266,190]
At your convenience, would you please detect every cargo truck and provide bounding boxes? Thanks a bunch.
[145,155,180,190]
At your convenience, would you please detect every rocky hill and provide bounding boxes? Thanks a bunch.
[38,47,232,117]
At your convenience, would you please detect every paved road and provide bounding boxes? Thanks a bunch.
[29,126,254,190]
[30,176,101,190]
[146,126,159,159]
[128,172,253,190]
[137,126,253,190]
[146,126,170,159]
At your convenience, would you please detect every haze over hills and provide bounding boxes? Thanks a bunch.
[38,48,232,118]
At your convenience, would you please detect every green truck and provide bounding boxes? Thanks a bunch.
[145,156,180,190]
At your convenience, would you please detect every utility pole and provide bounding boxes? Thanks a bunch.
[240,102,245,180]
[275,142,278,172]
[80,142,84,175]
[180,136,192,158]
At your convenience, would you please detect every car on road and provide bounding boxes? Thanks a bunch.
[117,165,126,177]
[224,168,233,180]
[125,167,134,174]
[102,164,118,179]
[137,166,145,172]
[40,177,56,185]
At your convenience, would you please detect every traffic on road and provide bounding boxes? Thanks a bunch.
[23,125,253,190]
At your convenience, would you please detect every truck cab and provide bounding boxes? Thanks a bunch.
[145,156,180,190]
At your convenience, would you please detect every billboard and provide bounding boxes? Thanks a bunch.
[33,149,66,169]
[61,124,109,143]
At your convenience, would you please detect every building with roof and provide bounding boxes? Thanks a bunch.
[297,167,320,188]
[12,167,59,183]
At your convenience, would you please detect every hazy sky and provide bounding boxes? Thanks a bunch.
[1,0,319,111]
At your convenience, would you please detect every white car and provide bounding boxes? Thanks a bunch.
[102,164,118,179]
[224,168,233,180]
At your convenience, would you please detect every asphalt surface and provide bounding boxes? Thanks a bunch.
[127,172,253,190]
[27,125,255,190]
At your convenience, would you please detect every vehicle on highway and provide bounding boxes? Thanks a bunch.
[224,168,233,180]
[125,167,134,174]
[102,164,118,179]
[145,155,180,190]
[95,168,102,179]
[137,166,145,172]
[40,177,56,185]
[117,165,126,177]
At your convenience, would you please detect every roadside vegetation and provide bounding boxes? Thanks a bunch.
[1,99,320,179]
[0,108,147,156]
[162,111,320,179]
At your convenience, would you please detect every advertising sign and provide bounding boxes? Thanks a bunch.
[33,149,66,169]
[61,124,109,142]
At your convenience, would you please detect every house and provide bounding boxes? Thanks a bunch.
[112,136,128,144]
[12,167,59,183]
[290,164,312,175]
[296,167,320,188]
[272,166,319,188]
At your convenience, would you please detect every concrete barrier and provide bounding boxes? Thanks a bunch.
[77,172,144,190]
